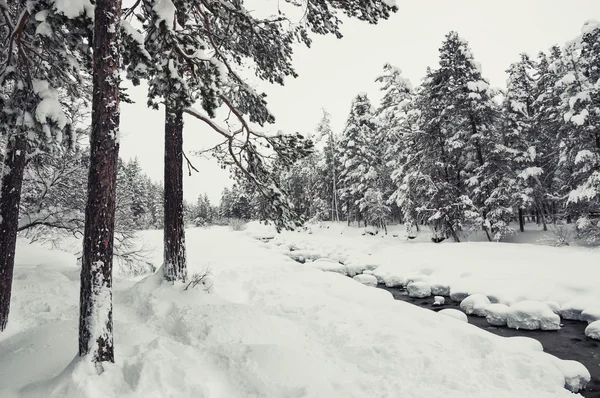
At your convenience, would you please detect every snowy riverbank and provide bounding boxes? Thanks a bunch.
[0,225,594,397]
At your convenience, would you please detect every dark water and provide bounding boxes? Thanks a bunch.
[379,285,600,398]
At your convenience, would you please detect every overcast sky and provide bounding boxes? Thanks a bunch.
[119,0,600,205]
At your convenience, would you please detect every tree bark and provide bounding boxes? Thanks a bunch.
[163,106,187,282]
[79,0,121,365]
[0,133,27,331]
[519,208,525,232]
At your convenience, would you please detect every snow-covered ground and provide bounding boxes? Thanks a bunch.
[264,222,600,332]
[0,223,595,397]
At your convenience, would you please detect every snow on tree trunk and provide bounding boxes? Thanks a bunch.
[79,0,122,365]
[163,106,187,282]
[0,133,27,331]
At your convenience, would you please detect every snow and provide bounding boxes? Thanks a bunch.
[308,258,347,275]
[372,264,405,287]
[254,222,600,330]
[406,281,431,298]
[534,353,591,393]
[438,309,468,323]
[153,0,176,29]
[0,225,592,397]
[585,321,600,340]
[433,296,445,306]
[560,300,587,321]
[570,109,589,126]
[431,283,450,296]
[52,0,94,19]
[581,307,600,324]
[460,294,490,317]
[506,301,561,331]
[32,80,68,132]
[485,303,510,326]
[506,336,543,352]
[352,274,377,287]
[35,22,53,37]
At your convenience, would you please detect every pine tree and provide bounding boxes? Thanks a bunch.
[78,0,121,365]
[376,64,415,230]
[0,0,91,331]
[561,21,600,241]
[315,110,341,221]
[338,94,379,226]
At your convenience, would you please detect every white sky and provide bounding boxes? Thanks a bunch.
[119,0,600,205]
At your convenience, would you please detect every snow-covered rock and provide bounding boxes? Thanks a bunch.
[372,266,405,287]
[407,281,431,298]
[560,300,587,321]
[558,360,590,393]
[309,258,347,275]
[438,309,468,323]
[433,296,445,306]
[485,303,510,326]
[585,320,600,340]
[460,294,490,317]
[539,354,591,393]
[449,289,469,302]
[430,283,450,296]
[345,258,379,277]
[507,301,560,331]
[544,301,561,315]
[581,307,600,324]
[353,274,377,287]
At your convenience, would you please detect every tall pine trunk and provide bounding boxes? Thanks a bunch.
[0,133,27,331]
[79,0,121,364]
[163,106,187,282]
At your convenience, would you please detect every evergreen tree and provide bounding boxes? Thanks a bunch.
[79,0,121,365]
[315,110,341,221]
[561,21,600,240]
[338,94,379,226]
[0,0,91,331]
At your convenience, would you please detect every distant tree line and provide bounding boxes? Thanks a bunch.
[234,24,600,244]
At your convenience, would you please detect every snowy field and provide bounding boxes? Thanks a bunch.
[0,223,597,397]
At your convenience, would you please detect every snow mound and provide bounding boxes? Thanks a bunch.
[535,353,591,393]
[433,296,445,306]
[560,300,586,321]
[353,274,378,287]
[585,320,600,340]
[460,294,490,317]
[505,336,543,352]
[486,303,510,326]
[449,288,469,302]
[406,281,431,298]
[345,259,379,277]
[581,307,600,324]
[558,360,590,393]
[430,283,450,296]
[438,309,468,323]
[507,301,561,331]
[308,258,347,275]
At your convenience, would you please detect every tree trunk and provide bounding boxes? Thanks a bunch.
[163,106,187,282]
[518,208,525,232]
[79,0,122,365]
[0,133,27,331]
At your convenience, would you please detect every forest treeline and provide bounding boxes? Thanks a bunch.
[230,25,600,243]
